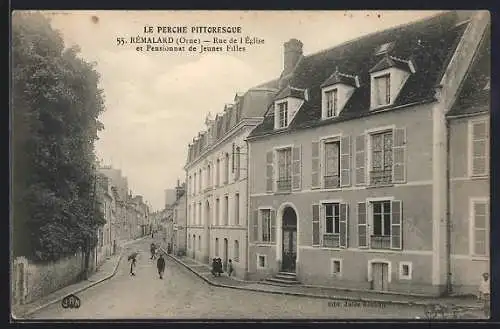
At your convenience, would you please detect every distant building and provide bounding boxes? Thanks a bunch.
[165,188,177,208]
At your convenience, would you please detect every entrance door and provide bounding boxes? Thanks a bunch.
[372,262,389,291]
[192,235,196,259]
[223,238,228,271]
[281,207,297,273]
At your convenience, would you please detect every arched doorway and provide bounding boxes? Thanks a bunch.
[281,207,297,273]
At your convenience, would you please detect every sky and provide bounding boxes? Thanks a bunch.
[41,10,443,211]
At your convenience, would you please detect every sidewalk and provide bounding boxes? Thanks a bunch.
[167,253,484,312]
[12,236,148,319]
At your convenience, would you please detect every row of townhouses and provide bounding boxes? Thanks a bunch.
[157,180,187,256]
[96,166,152,266]
[185,11,490,296]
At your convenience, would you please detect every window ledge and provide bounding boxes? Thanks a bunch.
[469,175,489,180]
[253,243,275,247]
[274,191,292,195]
[321,188,342,192]
[366,184,394,189]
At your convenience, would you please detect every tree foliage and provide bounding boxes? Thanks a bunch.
[12,12,106,262]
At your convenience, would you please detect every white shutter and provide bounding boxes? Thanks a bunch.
[292,145,302,190]
[253,210,259,242]
[340,136,351,187]
[311,141,321,189]
[312,204,320,246]
[339,203,349,248]
[266,150,274,193]
[391,200,402,250]
[270,209,276,243]
[392,128,407,183]
[357,202,368,248]
[471,121,489,177]
[355,134,366,185]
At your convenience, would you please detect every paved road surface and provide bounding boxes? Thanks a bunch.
[29,239,430,319]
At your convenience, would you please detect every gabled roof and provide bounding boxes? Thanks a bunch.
[249,11,470,138]
[275,85,307,101]
[447,23,490,117]
[369,54,413,73]
[320,67,359,88]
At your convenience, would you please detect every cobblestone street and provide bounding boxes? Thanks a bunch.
[29,239,434,320]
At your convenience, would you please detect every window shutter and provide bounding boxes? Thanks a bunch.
[339,203,349,248]
[319,204,325,246]
[355,134,366,185]
[357,202,368,248]
[392,128,406,183]
[292,145,302,190]
[391,200,402,250]
[266,150,274,193]
[312,204,320,246]
[253,210,259,242]
[471,121,489,176]
[270,209,276,243]
[311,141,320,189]
[473,201,488,256]
[340,136,351,187]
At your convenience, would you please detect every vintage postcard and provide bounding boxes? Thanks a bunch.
[10,10,491,320]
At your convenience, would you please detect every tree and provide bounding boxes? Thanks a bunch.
[12,12,106,262]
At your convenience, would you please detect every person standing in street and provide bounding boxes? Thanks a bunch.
[150,243,156,260]
[130,257,137,276]
[227,259,234,277]
[157,253,166,279]
[478,272,490,317]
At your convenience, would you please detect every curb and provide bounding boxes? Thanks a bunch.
[14,236,148,319]
[165,253,481,310]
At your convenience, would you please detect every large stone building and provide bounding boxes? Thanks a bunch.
[185,80,278,278]
[244,11,489,296]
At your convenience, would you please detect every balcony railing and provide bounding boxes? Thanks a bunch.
[324,175,340,189]
[277,178,292,192]
[370,170,392,186]
[370,235,391,249]
[323,234,340,248]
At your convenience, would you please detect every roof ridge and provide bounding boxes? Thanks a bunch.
[300,11,452,61]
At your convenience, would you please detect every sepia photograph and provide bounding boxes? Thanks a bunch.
[10,10,490,320]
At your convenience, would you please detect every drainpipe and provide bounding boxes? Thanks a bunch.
[445,117,452,295]
[245,138,250,280]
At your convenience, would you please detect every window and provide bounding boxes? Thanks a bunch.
[224,196,229,226]
[472,199,489,256]
[399,262,412,280]
[193,173,197,194]
[207,165,211,188]
[199,169,202,191]
[374,74,390,106]
[216,198,220,226]
[277,148,292,192]
[278,101,288,128]
[470,120,489,177]
[198,202,202,225]
[325,89,338,117]
[235,193,240,225]
[323,203,340,248]
[331,259,342,276]
[324,141,340,188]
[235,146,241,179]
[261,209,271,242]
[198,236,201,251]
[365,200,402,250]
[234,240,240,262]
[216,159,220,186]
[257,254,267,268]
[225,153,230,184]
[370,131,393,185]
[215,238,219,257]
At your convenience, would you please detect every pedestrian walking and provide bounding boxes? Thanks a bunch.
[150,243,156,260]
[478,272,490,317]
[227,259,234,277]
[129,257,137,276]
[157,253,166,279]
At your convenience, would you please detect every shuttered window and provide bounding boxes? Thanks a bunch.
[392,128,406,183]
[261,209,271,242]
[472,200,489,256]
[312,204,320,246]
[357,202,368,248]
[340,136,351,187]
[471,120,489,177]
[266,151,274,192]
[292,146,302,190]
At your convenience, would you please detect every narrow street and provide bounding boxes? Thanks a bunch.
[29,239,427,319]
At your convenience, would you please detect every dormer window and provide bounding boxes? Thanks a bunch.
[321,68,359,119]
[374,74,391,106]
[273,85,305,129]
[325,89,338,117]
[278,101,288,128]
[369,55,415,109]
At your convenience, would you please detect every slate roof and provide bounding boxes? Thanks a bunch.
[249,11,471,138]
[275,85,307,101]
[320,68,358,88]
[447,23,490,117]
[369,54,413,73]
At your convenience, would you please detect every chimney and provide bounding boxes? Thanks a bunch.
[283,39,303,76]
